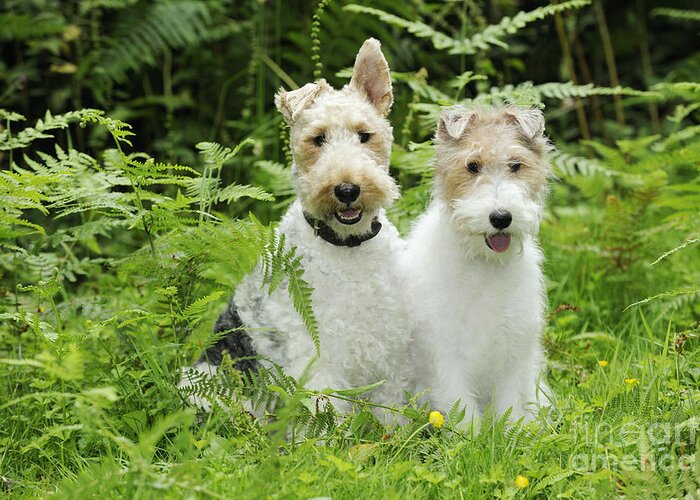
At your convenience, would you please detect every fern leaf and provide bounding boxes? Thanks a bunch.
[0,109,100,151]
[258,228,320,356]
[215,183,274,204]
[0,109,25,122]
[450,0,591,55]
[0,12,65,41]
[391,71,452,103]
[182,291,225,322]
[196,139,255,173]
[345,1,591,55]
[255,160,295,204]
[343,6,455,50]
[651,8,700,22]
[285,258,320,357]
[80,111,135,146]
[551,151,620,178]
[535,81,659,99]
[96,1,213,84]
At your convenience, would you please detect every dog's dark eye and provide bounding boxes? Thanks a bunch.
[509,161,522,173]
[358,132,371,143]
[313,134,326,147]
[467,161,481,173]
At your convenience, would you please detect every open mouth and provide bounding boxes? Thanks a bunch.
[334,207,363,225]
[485,233,511,253]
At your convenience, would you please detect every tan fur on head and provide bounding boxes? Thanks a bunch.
[438,106,477,141]
[275,80,332,124]
[435,105,553,207]
[275,38,398,239]
[504,107,544,140]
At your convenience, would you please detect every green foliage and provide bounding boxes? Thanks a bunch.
[1,0,699,497]
[96,1,214,85]
[345,1,591,55]
[652,8,700,22]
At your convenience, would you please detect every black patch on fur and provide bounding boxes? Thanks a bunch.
[199,300,259,374]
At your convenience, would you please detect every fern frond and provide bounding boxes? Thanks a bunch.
[246,363,300,414]
[535,82,660,100]
[0,109,25,122]
[551,151,620,178]
[78,0,140,15]
[343,5,456,51]
[345,1,591,55]
[391,71,452,104]
[195,139,258,216]
[262,233,290,295]
[284,256,319,357]
[448,71,489,92]
[80,111,135,146]
[651,8,700,22]
[0,13,65,41]
[215,183,274,204]
[196,139,256,173]
[0,109,100,151]
[259,229,320,356]
[255,160,295,201]
[96,1,214,84]
[182,291,225,324]
[450,0,591,55]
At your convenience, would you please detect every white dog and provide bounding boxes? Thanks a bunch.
[401,105,553,424]
[183,39,411,420]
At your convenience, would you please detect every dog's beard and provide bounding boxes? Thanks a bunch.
[448,194,542,261]
[297,169,399,239]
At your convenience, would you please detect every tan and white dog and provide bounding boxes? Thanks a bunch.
[183,39,412,422]
[402,105,553,424]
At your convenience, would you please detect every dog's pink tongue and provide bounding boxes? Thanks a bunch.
[486,234,511,253]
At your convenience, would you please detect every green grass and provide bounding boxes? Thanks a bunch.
[1,167,698,497]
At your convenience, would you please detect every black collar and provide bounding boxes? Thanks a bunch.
[303,212,382,247]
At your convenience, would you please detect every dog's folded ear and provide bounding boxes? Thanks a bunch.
[437,106,477,141]
[350,38,393,116]
[275,80,330,124]
[504,107,545,139]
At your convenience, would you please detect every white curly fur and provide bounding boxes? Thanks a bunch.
[235,201,411,417]
[400,105,553,425]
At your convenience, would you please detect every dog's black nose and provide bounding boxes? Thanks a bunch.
[489,210,512,230]
[334,183,361,203]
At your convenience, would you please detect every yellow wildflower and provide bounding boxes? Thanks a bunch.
[428,411,444,428]
[514,475,529,489]
[624,378,639,385]
[598,360,608,367]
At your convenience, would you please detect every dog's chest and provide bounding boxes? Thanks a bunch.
[425,245,544,368]
[303,244,406,368]
[236,221,408,383]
